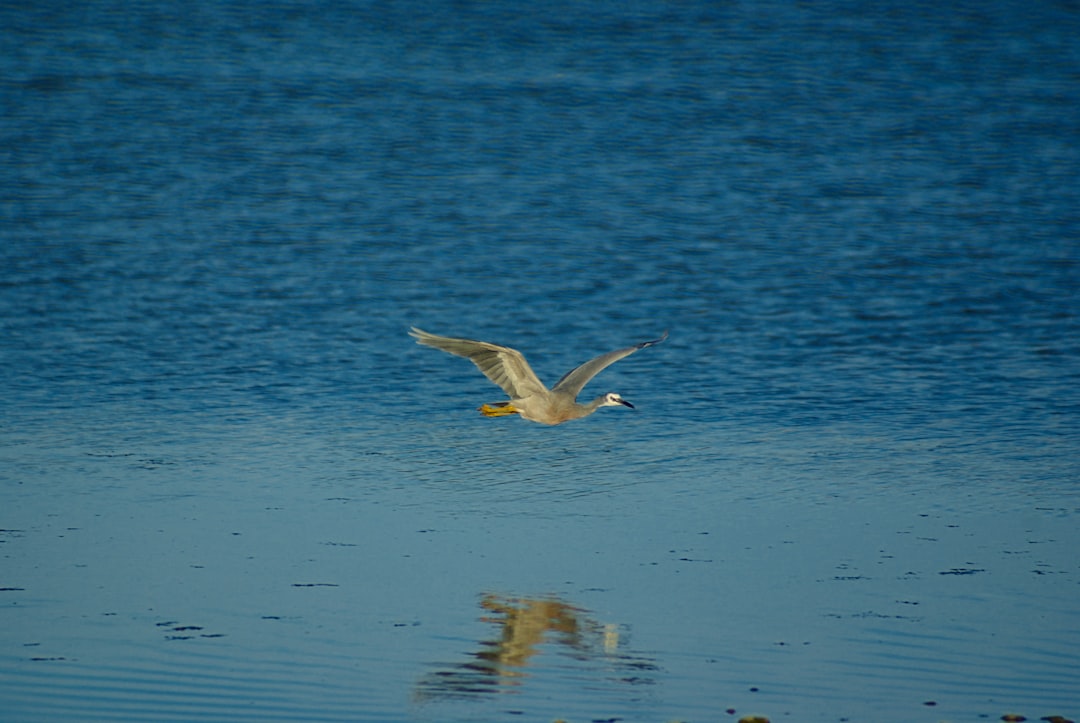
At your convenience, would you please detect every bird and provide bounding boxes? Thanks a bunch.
[409,327,667,425]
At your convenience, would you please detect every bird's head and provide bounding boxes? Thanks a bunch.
[602,392,634,409]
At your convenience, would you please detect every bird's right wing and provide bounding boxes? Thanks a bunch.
[551,330,668,398]
[410,328,549,399]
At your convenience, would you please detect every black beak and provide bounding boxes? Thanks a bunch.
[619,399,635,408]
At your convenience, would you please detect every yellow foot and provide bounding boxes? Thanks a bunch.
[478,403,519,417]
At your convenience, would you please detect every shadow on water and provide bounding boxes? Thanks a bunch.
[413,593,659,703]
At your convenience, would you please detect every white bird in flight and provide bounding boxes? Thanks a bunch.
[410,327,667,425]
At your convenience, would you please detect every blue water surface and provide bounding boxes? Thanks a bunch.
[2,1,1079,722]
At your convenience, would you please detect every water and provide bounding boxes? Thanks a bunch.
[2,1,1079,721]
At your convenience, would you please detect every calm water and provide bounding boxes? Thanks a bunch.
[2,1,1079,721]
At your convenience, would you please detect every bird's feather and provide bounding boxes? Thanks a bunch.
[551,330,668,399]
[409,328,549,399]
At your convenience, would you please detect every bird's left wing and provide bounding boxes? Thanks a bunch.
[410,328,549,399]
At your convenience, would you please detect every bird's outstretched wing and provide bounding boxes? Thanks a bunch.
[551,331,667,399]
[410,327,549,399]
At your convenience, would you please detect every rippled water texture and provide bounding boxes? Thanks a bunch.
[2,1,1079,721]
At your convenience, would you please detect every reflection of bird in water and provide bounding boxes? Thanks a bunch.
[476,594,583,670]
[409,328,667,425]
[412,593,660,703]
